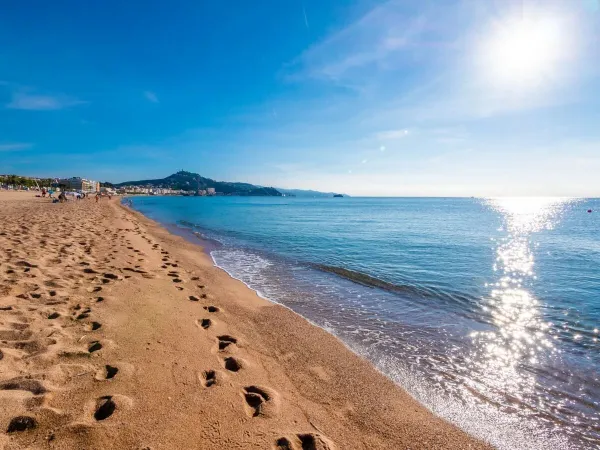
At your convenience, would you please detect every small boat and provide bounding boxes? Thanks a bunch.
[333,194,343,198]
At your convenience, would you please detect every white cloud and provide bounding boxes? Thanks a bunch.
[0,142,33,152]
[286,2,423,83]
[144,91,159,103]
[7,93,85,110]
[376,129,409,140]
[286,0,467,86]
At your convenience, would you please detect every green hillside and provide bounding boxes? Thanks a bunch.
[115,171,281,196]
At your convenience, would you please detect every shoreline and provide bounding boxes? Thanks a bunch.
[1,190,491,449]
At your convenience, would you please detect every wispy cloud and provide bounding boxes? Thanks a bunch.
[376,129,409,140]
[7,93,85,110]
[286,1,460,84]
[0,142,33,152]
[302,3,309,30]
[144,91,159,103]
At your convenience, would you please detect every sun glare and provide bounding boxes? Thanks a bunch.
[479,14,567,90]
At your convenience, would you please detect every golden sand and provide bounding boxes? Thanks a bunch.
[0,191,490,449]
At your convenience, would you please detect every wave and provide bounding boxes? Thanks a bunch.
[311,264,481,312]
[312,264,417,293]
[178,219,196,228]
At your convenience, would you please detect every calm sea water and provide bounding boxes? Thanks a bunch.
[128,196,600,449]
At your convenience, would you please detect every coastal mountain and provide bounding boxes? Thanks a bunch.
[114,171,282,196]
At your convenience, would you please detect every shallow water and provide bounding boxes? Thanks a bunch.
[129,196,600,449]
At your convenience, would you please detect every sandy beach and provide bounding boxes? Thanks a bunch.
[0,191,491,449]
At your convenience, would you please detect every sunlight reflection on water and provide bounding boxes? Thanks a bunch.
[469,198,573,406]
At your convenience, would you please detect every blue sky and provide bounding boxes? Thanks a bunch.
[1,0,599,196]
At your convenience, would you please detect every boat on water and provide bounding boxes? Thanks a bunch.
[333,194,343,198]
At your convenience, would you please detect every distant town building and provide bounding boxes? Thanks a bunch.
[207,187,216,195]
[58,177,99,192]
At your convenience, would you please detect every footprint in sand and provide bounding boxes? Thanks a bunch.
[105,365,119,379]
[0,377,47,395]
[223,357,243,372]
[94,396,116,420]
[203,306,219,313]
[217,335,237,351]
[275,434,335,450]
[200,370,217,387]
[7,416,37,433]
[75,308,91,320]
[196,318,212,329]
[242,386,280,418]
[95,364,119,380]
[88,341,102,353]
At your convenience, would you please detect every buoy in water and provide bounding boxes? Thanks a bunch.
[588,209,593,213]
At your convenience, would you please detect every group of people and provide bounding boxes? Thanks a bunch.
[47,189,109,203]
[39,187,114,203]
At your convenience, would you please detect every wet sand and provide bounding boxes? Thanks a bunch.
[0,190,491,449]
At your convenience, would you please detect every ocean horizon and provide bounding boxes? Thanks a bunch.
[128,195,600,449]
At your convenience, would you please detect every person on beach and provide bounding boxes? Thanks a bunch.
[58,191,67,203]
[95,192,100,203]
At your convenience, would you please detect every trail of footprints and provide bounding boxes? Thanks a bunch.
[0,202,149,437]
[0,200,334,449]
[153,230,336,448]
[195,304,331,448]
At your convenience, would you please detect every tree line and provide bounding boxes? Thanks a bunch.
[0,175,55,188]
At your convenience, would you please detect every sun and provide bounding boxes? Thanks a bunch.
[479,14,566,90]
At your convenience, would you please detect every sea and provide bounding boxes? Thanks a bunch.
[127,196,600,449]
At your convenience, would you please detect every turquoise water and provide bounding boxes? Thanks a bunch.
[128,196,600,449]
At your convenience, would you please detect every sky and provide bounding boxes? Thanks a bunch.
[1,0,599,196]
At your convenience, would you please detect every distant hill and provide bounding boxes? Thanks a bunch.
[114,171,282,196]
[276,188,349,198]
